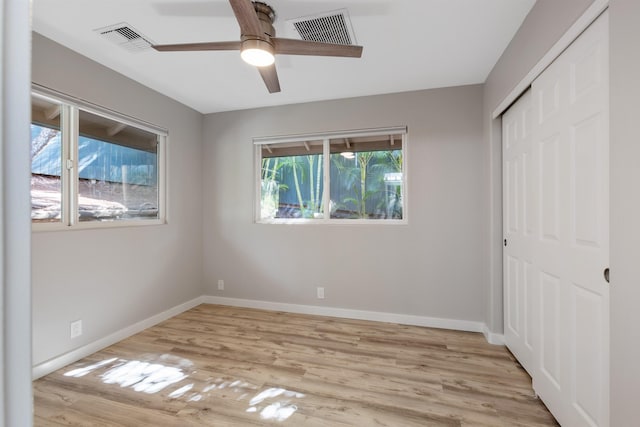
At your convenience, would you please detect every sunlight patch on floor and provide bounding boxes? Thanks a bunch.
[248,387,305,421]
[63,354,305,422]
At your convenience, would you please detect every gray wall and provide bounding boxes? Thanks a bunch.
[609,0,640,423]
[202,85,487,323]
[482,0,595,333]
[31,34,204,365]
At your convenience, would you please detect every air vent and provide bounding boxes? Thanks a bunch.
[94,23,154,52]
[287,9,357,45]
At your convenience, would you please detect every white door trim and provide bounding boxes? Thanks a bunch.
[492,0,609,119]
[1,0,34,425]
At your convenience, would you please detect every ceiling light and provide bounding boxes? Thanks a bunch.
[340,152,355,159]
[241,39,275,67]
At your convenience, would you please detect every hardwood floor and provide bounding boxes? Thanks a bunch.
[34,304,558,426]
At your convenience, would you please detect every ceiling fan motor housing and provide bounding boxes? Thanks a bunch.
[253,2,276,38]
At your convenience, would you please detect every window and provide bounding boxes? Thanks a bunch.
[31,89,166,229]
[31,96,63,223]
[256,127,406,223]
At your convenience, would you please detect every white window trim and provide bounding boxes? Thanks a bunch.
[31,85,168,232]
[254,126,408,225]
[32,84,168,136]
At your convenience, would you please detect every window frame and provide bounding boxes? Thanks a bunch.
[254,126,408,225]
[31,85,167,231]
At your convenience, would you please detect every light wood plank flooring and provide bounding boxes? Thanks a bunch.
[34,304,558,426]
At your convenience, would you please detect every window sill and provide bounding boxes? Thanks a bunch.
[256,218,408,226]
[31,218,166,233]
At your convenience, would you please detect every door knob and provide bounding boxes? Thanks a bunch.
[604,268,610,284]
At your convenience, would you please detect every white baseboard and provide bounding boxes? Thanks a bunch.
[201,295,486,334]
[32,296,206,380]
[482,324,505,345]
[33,295,504,379]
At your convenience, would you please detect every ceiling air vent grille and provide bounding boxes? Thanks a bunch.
[94,22,154,52]
[288,9,357,45]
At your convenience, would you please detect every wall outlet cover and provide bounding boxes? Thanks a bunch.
[70,320,82,339]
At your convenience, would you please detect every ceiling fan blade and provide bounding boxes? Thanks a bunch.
[272,38,363,58]
[153,41,241,52]
[258,64,281,93]
[229,0,263,36]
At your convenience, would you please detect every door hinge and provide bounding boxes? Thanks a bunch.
[504,238,507,247]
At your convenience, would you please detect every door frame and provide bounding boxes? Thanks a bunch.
[1,0,34,425]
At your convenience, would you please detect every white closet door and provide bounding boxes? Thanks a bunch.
[532,11,609,427]
[502,89,535,374]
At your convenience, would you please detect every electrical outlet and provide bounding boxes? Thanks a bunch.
[70,320,82,339]
[317,287,325,299]
[217,279,224,290]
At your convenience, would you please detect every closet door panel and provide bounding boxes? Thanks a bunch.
[503,89,534,374]
[539,271,562,390]
[531,10,609,427]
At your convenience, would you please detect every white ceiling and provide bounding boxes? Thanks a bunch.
[32,0,536,114]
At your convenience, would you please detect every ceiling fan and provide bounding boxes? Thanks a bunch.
[152,0,363,94]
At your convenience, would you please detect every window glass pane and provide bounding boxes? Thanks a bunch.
[261,141,324,219]
[77,110,158,222]
[31,96,62,223]
[257,131,405,223]
[330,148,403,219]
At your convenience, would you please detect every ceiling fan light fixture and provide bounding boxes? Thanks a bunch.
[241,39,275,67]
